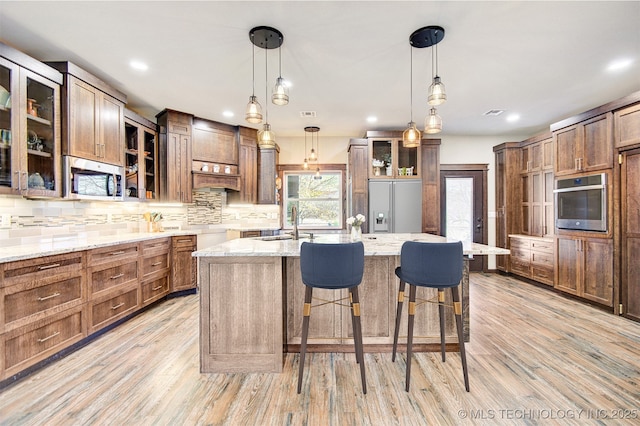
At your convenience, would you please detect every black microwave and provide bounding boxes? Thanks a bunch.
[64,156,124,200]
[554,173,607,232]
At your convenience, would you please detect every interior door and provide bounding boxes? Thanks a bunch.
[621,148,640,321]
[440,167,487,272]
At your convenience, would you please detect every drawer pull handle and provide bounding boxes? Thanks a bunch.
[110,251,126,256]
[111,302,125,310]
[37,292,61,301]
[38,331,60,343]
[178,239,192,243]
[152,261,162,266]
[38,263,61,270]
[152,285,163,291]
[111,273,125,280]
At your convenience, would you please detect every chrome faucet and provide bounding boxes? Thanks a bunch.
[291,205,299,240]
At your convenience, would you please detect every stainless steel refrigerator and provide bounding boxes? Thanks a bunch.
[369,180,422,233]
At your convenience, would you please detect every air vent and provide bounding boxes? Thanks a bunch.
[483,109,504,116]
[299,111,317,118]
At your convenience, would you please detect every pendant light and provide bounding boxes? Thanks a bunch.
[402,43,421,148]
[272,37,289,105]
[245,40,262,124]
[307,126,318,162]
[410,26,446,134]
[258,43,276,148]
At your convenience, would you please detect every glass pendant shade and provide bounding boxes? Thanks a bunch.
[309,148,317,161]
[424,108,442,134]
[272,77,289,105]
[402,121,421,147]
[314,167,321,179]
[245,95,263,123]
[428,76,447,106]
[303,158,309,170]
[257,123,276,148]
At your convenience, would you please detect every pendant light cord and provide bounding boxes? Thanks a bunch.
[264,42,268,122]
[410,45,414,122]
[252,40,256,96]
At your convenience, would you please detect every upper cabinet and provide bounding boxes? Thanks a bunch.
[0,43,62,198]
[553,112,613,176]
[367,131,421,179]
[47,62,126,167]
[156,109,192,203]
[124,109,158,201]
[192,118,238,166]
[614,102,640,149]
[520,133,554,237]
[258,143,279,205]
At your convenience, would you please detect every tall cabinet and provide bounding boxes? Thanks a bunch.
[493,142,521,273]
[0,43,62,197]
[156,109,192,203]
[348,139,369,231]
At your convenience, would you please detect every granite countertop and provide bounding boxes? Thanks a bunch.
[0,231,197,263]
[193,233,510,258]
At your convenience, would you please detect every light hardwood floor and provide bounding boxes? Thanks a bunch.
[1,273,639,425]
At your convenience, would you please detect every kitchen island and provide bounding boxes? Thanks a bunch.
[194,233,509,373]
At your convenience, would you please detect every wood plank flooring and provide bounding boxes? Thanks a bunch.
[1,273,639,425]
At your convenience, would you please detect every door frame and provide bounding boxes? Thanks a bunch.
[440,164,488,272]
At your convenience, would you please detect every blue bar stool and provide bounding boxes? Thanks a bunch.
[392,241,469,392]
[297,241,366,394]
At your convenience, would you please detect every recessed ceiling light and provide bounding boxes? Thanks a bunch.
[130,60,148,71]
[607,58,633,72]
[367,116,378,123]
[223,110,234,118]
[506,113,520,122]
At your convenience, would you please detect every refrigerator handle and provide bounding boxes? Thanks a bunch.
[389,181,394,233]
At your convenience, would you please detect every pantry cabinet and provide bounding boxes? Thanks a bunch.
[0,44,62,197]
[494,142,521,273]
[47,61,126,167]
[520,134,554,237]
[157,109,192,203]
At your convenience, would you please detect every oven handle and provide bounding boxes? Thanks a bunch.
[553,184,605,193]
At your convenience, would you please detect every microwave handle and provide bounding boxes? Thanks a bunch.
[553,184,605,193]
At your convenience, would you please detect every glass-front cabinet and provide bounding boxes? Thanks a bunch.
[124,109,158,200]
[368,136,421,179]
[0,45,61,197]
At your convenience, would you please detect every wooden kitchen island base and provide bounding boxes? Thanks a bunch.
[195,233,507,374]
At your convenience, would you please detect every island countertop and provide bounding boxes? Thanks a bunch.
[193,232,510,257]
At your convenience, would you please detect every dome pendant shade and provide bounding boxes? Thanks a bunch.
[424,108,442,134]
[245,95,263,123]
[272,77,289,105]
[402,122,421,147]
[257,123,276,148]
[428,76,447,106]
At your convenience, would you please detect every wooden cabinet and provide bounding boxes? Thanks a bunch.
[367,131,421,179]
[0,251,86,379]
[157,109,192,203]
[124,109,158,200]
[236,126,257,203]
[553,112,613,176]
[421,139,441,234]
[494,142,521,273]
[348,139,369,232]
[192,118,238,166]
[0,44,62,197]
[48,61,126,167]
[614,102,640,148]
[258,144,279,204]
[556,236,613,306]
[508,235,554,286]
[140,238,170,306]
[520,134,554,237]
[171,235,197,292]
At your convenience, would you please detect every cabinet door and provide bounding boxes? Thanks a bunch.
[556,237,580,295]
[530,172,543,236]
[615,103,640,148]
[582,238,613,306]
[543,171,555,236]
[542,138,554,170]
[67,76,98,160]
[171,236,197,292]
[258,147,278,204]
[192,121,237,165]
[166,132,192,203]
[239,143,257,203]
[582,113,612,172]
[99,93,124,166]
[554,126,579,175]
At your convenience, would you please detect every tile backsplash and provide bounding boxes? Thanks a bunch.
[0,190,280,247]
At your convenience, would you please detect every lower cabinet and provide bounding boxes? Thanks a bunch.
[555,235,613,306]
[0,234,196,381]
[171,235,197,292]
[508,235,555,286]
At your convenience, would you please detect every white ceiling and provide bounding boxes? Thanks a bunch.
[1,1,639,139]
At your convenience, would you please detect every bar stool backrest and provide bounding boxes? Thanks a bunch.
[300,242,365,289]
[399,241,463,288]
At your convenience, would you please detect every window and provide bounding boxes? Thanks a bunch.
[283,170,343,230]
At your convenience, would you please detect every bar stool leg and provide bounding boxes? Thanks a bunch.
[349,289,361,365]
[405,284,417,392]
[392,280,406,362]
[451,286,470,392]
[297,286,313,394]
[438,289,446,362]
[350,286,367,393]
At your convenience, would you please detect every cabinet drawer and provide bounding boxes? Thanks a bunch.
[91,288,138,330]
[141,238,170,254]
[88,243,139,266]
[3,306,85,374]
[532,265,555,286]
[2,252,84,288]
[510,259,531,277]
[509,237,530,250]
[3,276,84,329]
[172,235,196,249]
[142,253,169,278]
[510,246,530,262]
[89,260,138,295]
[531,250,554,266]
[530,239,554,253]
[141,276,169,306]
